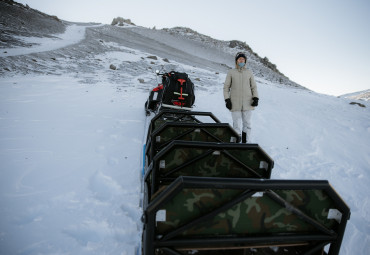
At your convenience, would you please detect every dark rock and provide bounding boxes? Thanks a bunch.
[350,102,366,108]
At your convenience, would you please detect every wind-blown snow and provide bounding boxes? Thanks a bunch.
[0,24,369,255]
[0,74,146,254]
[0,24,102,57]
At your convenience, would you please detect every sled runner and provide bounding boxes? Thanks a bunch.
[142,177,350,255]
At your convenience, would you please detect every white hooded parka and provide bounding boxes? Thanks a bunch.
[223,66,258,111]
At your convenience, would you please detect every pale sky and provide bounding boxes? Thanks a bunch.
[16,0,370,96]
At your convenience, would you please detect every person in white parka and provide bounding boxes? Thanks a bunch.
[223,52,259,143]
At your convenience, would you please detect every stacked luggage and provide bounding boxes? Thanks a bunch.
[141,110,350,255]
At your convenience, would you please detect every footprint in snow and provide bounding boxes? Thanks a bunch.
[89,171,122,201]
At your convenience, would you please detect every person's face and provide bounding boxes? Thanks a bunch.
[237,57,246,63]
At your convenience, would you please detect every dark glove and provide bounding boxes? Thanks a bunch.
[225,98,232,110]
[251,97,259,107]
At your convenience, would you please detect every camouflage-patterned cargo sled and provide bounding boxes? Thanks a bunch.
[145,122,240,166]
[144,140,274,199]
[142,176,350,255]
[146,110,221,144]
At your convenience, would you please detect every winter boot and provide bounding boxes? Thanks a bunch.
[242,132,247,143]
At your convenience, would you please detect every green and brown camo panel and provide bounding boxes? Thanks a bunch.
[155,126,236,148]
[156,188,338,237]
[151,116,199,133]
[159,147,267,178]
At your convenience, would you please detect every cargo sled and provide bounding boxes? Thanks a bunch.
[146,110,221,144]
[141,86,350,255]
[144,140,274,200]
[145,122,240,166]
[142,177,350,255]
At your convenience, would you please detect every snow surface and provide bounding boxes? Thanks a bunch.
[1,25,370,255]
[341,89,370,102]
[0,24,102,57]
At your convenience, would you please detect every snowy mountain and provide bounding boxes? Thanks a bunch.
[340,89,370,102]
[1,1,370,255]
[0,1,301,89]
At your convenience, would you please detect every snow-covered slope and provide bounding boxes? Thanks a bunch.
[1,2,370,255]
[340,89,370,102]
[0,1,302,90]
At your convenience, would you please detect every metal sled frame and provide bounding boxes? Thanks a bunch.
[144,140,274,200]
[160,103,193,111]
[145,122,240,166]
[142,177,350,255]
[147,110,221,143]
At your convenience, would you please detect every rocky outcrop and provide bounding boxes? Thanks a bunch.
[111,17,135,26]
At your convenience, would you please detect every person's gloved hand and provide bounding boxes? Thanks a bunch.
[225,98,232,110]
[251,97,259,107]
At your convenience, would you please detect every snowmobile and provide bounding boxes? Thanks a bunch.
[144,69,195,116]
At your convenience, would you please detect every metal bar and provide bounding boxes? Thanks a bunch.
[325,185,351,255]
[157,110,221,123]
[200,128,224,142]
[159,247,183,255]
[186,115,202,123]
[179,176,330,191]
[302,241,330,255]
[156,234,334,248]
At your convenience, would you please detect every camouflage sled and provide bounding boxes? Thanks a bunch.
[144,140,274,199]
[142,176,350,255]
[146,110,221,144]
[145,122,240,166]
